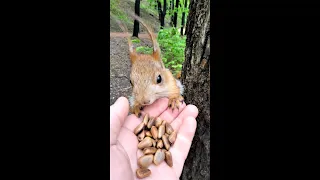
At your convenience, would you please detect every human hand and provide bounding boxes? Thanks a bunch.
[110,97,198,180]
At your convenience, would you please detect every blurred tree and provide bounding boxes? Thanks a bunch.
[180,0,188,35]
[157,0,167,29]
[133,0,141,37]
[173,0,179,27]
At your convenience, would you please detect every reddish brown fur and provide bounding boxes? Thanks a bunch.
[116,13,184,117]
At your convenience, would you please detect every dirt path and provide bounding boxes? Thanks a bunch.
[110,0,163,105]
[110,32,157,39]
[110,33,153,105]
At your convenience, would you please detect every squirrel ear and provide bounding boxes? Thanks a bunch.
[129,50,138,64]
[152,48,161,61]
[128,13,161,62]
[115,17,138,64]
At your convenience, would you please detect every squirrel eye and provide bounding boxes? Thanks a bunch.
[156,75,162,84]
[130,80,133,86]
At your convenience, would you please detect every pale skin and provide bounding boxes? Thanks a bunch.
[110,97,198,180]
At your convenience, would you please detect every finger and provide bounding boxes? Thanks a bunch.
[170,117,197,177]
[170,105,198,131]
[158,101,187,123]
[116,127,140,178]
[110,97,130,145]
[140,98,169,118]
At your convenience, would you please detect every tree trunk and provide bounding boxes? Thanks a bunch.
[163,0,167,26]
[173,0,179,27]
[157,0,167,29]
[157,1,162,22]
[180,0,210,179]
[133,0,140,37]
[171,0,174,26]
[180,0,187,35]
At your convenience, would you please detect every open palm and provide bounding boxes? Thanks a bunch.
[110,97,198,180]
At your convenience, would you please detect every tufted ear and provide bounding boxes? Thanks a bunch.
[129,50,138,64]
[116,17,138,64]
[152,43,161,61]
[129,13,162,62]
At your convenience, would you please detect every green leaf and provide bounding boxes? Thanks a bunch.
[131,39,140,44]
[154,27,187,73]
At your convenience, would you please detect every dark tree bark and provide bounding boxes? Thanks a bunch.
[157,0,167,29]
[180,0,188,35]
[163,0,167,26]
[157,1,162,21]
[133,0,141,37]
[180,0,210,179]
[170,0,174,26]
[173,0,179,27]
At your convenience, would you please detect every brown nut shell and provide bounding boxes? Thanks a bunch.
[161,120,167,126]
[158,125,165,139]
[153,149,165,165]
[162,134,170,150]
[143,147,157,155]
[145,131,152,137]
[143,114,149,125]
[136,168,151,179]
[137,130,145,141]
[156,139,163,149]
[164,151,173,167]
[138,137,153,149]
[169,131,177,144]
[165,123,174,135]
[138,154,154,168]
[151,126,158,140]
[134,122,145,135]
[147,117,155,129]
[154,117,163,128]
[151,138,156,147]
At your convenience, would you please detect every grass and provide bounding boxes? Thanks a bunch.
[134,27,186,76]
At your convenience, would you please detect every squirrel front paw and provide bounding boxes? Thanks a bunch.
[168,95,184,111]
[130,105,143,118]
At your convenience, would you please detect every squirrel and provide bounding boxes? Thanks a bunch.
[116,13,184,118]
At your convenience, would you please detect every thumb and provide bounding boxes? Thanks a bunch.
[110,97,129,145]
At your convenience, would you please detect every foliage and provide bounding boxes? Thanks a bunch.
[111,0,189,30]
[111,0,189,76]
[110,0,131,24]
[135,27,186,76]
[131,38,141,44]
[145,0,189,29]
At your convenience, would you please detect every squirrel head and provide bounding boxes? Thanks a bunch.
[118,13,177,106]
[130,53,170,106]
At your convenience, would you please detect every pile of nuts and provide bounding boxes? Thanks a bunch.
[134,113,177,179]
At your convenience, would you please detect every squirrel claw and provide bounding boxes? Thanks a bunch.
[176,100,180,110]
[131,105,142,118]
[171,100,176,111]
[168,95,183,112]
[179,96,184,103]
